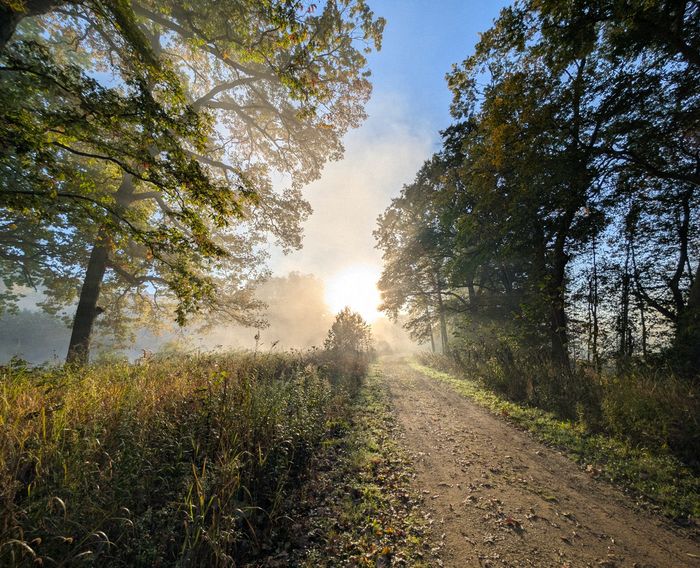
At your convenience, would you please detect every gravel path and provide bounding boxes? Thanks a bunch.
[380,358,700,568]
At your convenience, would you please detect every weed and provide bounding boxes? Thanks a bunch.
[0,351,347,566]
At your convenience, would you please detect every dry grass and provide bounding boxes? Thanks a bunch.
[0,351,352,566]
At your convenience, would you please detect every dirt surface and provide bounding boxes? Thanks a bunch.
[380,358,700,568]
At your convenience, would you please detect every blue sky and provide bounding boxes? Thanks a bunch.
[270,1,510,286]
[366,0,509,135]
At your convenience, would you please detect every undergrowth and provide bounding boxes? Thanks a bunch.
[412,358,700,522]
[0,351,352,566]
[447,344,699,469]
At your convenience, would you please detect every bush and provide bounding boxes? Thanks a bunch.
[446,339,603,423]
[601,369,699,468]
[322,308,374,393]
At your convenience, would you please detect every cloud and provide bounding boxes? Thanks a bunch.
[269,91,434,279]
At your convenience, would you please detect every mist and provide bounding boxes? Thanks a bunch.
[0,272,420,364]
[198,272,420,354]
[269,93,433,281]
[193,272,333,352]
[183,272,421,355]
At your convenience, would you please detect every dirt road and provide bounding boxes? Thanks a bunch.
[380,358,700,568]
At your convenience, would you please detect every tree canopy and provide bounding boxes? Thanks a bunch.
[376,0,699,375]
[0,0,385,362]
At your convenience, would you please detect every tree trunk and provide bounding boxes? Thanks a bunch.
[675,260,700,376]
[427,308,435,353]
[0,6,22,51]
[0,0,68,52]
[618,237,632,363]
[436,282,448,354]
[549,245,571,369]
[591,236,600,370]
[630,235,648,359]
[66,235,109,364]
[550,293,569,368]
[467,277,479,313]
[669,190,692,317]
[66,174,135,365]
[639,298,648,359]
[547,56,586,370]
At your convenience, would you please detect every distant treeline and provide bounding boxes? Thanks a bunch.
[0,310,69,363]
[375,1,699,466]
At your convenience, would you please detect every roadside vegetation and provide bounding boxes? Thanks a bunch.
[1,351,335,566]
[0,309,414,566]
[276,365,437,567]
[415,355,699,521]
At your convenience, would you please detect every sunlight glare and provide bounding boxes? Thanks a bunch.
[324,265,382,322]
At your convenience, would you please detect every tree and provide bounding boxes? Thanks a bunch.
[375,155,458,353]
[1,0,385,363]
[530,0,700,370]
[440,0,698,369]
[324,307,372,355]
[378,0,699,378]
[1,34,231,350]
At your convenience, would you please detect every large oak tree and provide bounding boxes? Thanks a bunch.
[1,0,384,363]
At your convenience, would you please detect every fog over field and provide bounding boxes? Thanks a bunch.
[0,272,417,364]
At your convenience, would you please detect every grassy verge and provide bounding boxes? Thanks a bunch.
[268,364,437,567]
[0,352,347,566]
[411,361,700,522]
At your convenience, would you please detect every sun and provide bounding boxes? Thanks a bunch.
[324,265,382,323]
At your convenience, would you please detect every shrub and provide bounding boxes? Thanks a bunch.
[322,308,374,392]
[601,369,699,468]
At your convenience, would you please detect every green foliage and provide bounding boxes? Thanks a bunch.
[376,0,700,373]
[0,351,354,566]
[324,307,373,354]
[431,336,699,469]
[323,307,374,385]
[0,36,237,324]
[371,8,700,524]
[448,331,604,423]
[1,0,385,359]
[374,155,453,352]
[600,369,699,468]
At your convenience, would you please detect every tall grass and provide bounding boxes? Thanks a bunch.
[0,351,352,566]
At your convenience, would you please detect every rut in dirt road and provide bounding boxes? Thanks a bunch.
[381,358,700,568]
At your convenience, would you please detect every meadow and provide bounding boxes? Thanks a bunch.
[0,351,364,566]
